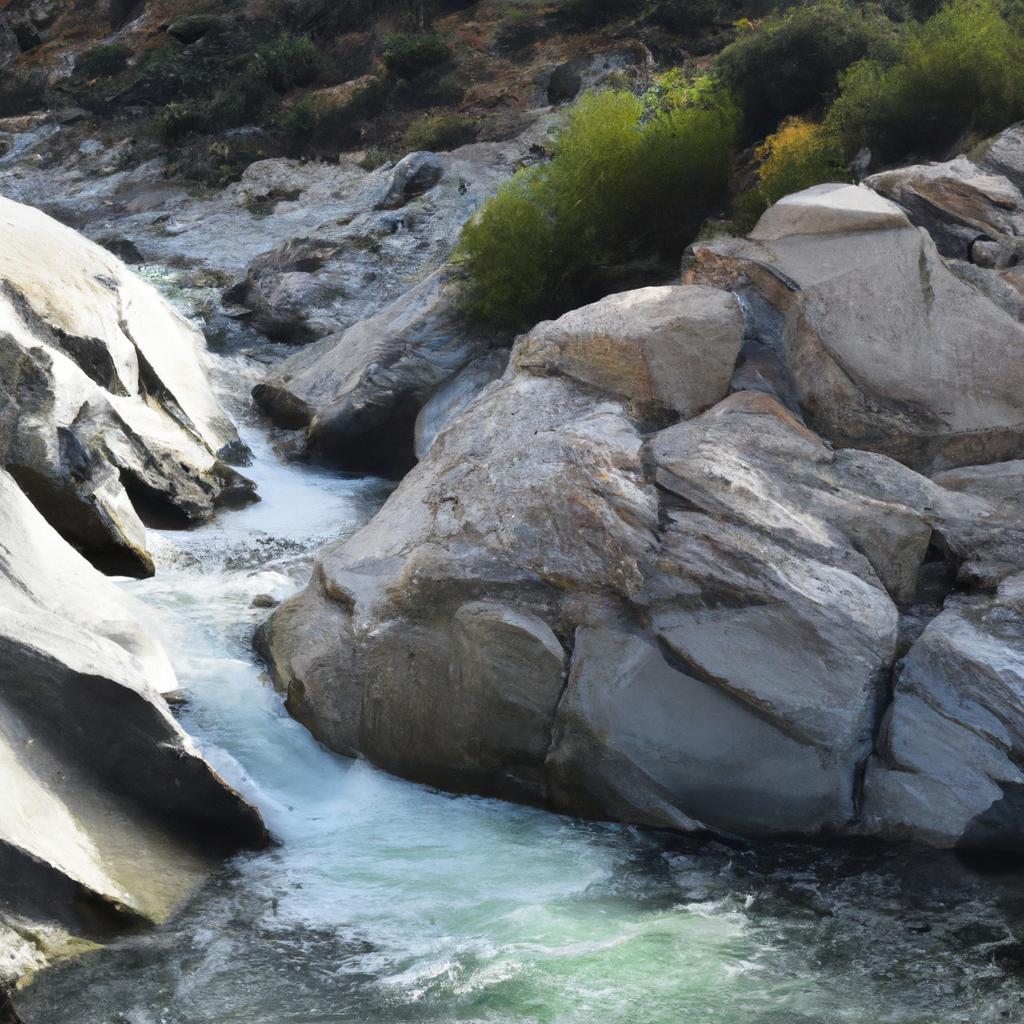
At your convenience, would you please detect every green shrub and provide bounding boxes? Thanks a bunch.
[402,113,476,151]
[157,101,208,142]
[826,0,1024,162]
[76,43,133,78]
[205,71,278,131]
[275,79,386,155]
[381,33,451,77]
[260,33,324,93]
[456,83,739,328]
[716,0,896,139]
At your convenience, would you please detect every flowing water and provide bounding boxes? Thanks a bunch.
[17,307,1024,1024]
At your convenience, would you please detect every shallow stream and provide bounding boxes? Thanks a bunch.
[16,311,1024,1024]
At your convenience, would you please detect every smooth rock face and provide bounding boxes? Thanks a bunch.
[0,195,255,576]
[977,122,1024,193]
[688,183,1024,473]
[863,592,1024,850]
[0,466,266,947]
[413,349,508,460]
[865,157,1024,260]
[253,268,500,473]
[513,286,744,423]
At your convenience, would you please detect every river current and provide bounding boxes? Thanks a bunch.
[16,290,1024,1024]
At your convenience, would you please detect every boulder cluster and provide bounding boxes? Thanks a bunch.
[261,129,1024,851]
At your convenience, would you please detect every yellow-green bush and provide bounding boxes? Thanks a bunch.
[826,0,1024,162]
[456,83,739,327]
[733,117,849,229]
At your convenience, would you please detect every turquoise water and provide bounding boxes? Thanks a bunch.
[17,348,1024,1024]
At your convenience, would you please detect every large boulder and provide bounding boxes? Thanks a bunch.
[512,285,744,424]
[0,195,255,576]
[253,268,502,474]
[976,121,1024,193]
[261,281,1024,842]
[687,183,1024,473]
[0,466,266,978]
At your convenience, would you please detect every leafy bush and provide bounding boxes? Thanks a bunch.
[157,101,208,142]
[556,0,641,28]
[716,0,896,139]
[276,94,358,153]
[826,0,1024,162]
[402,113,476,151]
[76,44,133,78]
[456,83,739,327]
[733,117,848,229]
[260,34,323,93]
[381,33,451,77]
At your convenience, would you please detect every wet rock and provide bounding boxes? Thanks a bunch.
[687,184,1024,473]
[0,465,266,976]
[250,593,279,609]
[262,297,973,840]
[0,194,256,576]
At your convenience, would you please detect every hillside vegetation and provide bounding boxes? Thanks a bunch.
[457,0,1024,326]
[3,0,1023,326]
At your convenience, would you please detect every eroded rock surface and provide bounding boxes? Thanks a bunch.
[0,194,255,576]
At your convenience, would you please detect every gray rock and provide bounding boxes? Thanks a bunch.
[688,184,1024,473]
[0,465,266,973]
[414,349,508,459]
[976,121,1024,192]
[512,285,744,424]
[865,157,1024,260]
[375,151,444,210]
[863,592,1024,849]
[262,307,990,841]
[0,194,255,576]
[253,267,500,473]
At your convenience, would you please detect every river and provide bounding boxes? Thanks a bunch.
[15,294,1024,1024]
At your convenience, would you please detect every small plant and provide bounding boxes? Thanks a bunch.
[381,33,451,77]
[733,117,849,230]
[76,44,133,79]
[402,113,476,152]
[157,101,208,142]
[259,34,324,93]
